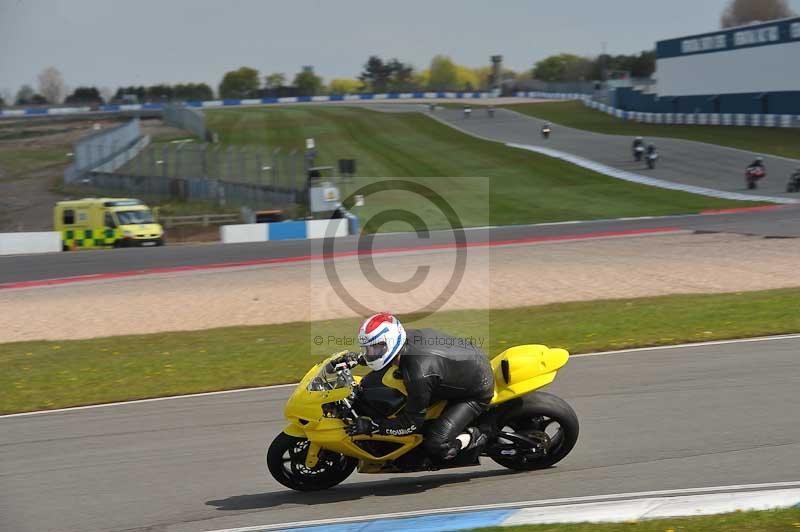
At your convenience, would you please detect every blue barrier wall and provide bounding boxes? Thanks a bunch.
[1,91,492,119]
[614,87,800,115]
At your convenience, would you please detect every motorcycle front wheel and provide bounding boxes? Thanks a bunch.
[267,433,357,491]
[489,392,579,471]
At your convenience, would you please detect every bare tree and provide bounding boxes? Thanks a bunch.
[37,66,65,104]
[721,0,796,28]
[99,86,114,104]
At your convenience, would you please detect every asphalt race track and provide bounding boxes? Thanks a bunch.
[2,336,799,532]
[2,206,800,285]
[367,103,800,199]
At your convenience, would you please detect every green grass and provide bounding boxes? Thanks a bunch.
[3,287,800,414]
[0,147,72,181]
[503,100,800,160]
[471,507,800,532]
[201,106,753,228]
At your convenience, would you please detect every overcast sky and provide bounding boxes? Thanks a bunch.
[2,0,800,95]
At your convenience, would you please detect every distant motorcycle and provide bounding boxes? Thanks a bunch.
[633,145,645,162]
[646,151,659,169]
[746,166,766,190]
[787,171,800,193]
[487,106,495,118]
[541,125,552,139]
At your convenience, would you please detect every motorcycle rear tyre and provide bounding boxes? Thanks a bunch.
[490,392,579,471]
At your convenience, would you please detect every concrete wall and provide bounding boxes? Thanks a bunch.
[220,218,350,244]
[0,232,61,256]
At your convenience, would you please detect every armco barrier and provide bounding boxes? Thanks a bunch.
[516,91,800,128]
[220,218,349,244]
[0,232,61,256]
[1,91,495,119]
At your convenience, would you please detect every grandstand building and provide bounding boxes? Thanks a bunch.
[614,16,800,115]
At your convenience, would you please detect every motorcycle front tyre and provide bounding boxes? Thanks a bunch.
[267,432,357,491]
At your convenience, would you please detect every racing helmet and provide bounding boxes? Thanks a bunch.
[357,313,407,371]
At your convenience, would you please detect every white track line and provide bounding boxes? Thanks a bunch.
[3,333,799,420]
[201,481,800,532]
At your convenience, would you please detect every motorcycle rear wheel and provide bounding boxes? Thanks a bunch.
[489,392,579,471]
[267,433,357,491]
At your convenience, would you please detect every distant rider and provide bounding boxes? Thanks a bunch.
[632,136,644,150]
[748,156,765,170]
[344,313,494,460]
[646,143,657,156]
[464,105,472,118]
[788,167,800,192]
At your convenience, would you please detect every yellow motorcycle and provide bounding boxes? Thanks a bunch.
[267,344,579,491]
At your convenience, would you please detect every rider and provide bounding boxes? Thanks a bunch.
[788,167,800,190]
[646,143,657,156]
[632,136,644,151]
[345,313,494,460]
[748,156,765,170]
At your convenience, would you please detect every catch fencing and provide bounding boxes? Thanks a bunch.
[82,142,307,208]
[162,104,217,142]
[64,119,147,183]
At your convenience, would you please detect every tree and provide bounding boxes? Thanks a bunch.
[532,54,593,82]
[264,73,286,90]
[328,78,362,94]
[359,56,393,93]
[590,51,656,80]
[455,65,480,91]
[15,84,35,105]
[0,95,5,108]
[386,59,416,91]
[37,66,65,104]
[113,86,146,103]
[293,66,323,96]
[428,55,458,90]
[218,67,260,99]
[721,0,796,28]
[173,83,213,101]
[146,84,175,101]
[64,86,103,104]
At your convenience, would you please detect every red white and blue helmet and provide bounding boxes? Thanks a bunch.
[358,313,406,371]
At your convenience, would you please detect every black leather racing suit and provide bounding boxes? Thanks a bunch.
[372,329,495,458]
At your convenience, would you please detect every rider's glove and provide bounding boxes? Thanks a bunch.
[345,416,379,436]
[326,351,362,373]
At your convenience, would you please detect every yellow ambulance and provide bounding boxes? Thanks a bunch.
[54,198,165,250]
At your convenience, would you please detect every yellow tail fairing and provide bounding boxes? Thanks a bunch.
[490,345,570,405]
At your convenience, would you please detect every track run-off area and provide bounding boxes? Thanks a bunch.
[2,335,799,532]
